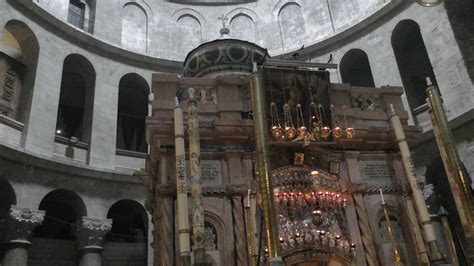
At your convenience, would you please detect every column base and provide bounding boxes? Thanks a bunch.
[427,240,445,262]
[1,240,31,266]
[78,246,103,266]
[267,257,282,266]
[193,248,211,266]
[180,254,191,266]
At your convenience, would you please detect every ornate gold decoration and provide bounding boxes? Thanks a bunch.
[284,103,296,140]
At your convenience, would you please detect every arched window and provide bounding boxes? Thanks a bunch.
[122,3,148,53]
[55,54,95,144]
[278,3,305,50]
[117,73,149,153]
[392,20,438,110]
[177,15,202,56]
[33,189,87,240]
[0,20,39,124]
[68,0,95,33]
[229,14,255,43]
[340,49,375,87]
[445,0,474,82]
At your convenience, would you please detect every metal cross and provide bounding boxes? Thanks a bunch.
[217,15,228,28]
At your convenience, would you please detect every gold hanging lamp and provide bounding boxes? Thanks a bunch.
[271,102,283,139]
[283,103,296,140]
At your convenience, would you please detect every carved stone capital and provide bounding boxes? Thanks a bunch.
[77,217,112,250]
[4,206,45,243]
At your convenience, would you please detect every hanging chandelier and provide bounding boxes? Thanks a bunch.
[267,167,356,260]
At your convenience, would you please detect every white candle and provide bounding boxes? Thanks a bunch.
[380,188,386,205]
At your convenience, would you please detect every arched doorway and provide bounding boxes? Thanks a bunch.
[55,54,95,144]
[0,177,16,259]
[340,49,375,87]
[392,20,438,112]
[103,199,148,266]
[116,73,149,153]
[0,20,39,125]
[30,189,87,265]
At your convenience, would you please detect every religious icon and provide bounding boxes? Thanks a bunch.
[294,153,304,165]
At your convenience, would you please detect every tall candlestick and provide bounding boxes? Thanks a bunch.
[249,64,281,265]
[388,102,444,261]
[379,188,385,205]
[382,204,403,265]
[174,97,191,266]
[187,88,207,265]
[427,81,474,262]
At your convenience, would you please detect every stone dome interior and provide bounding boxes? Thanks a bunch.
[36,0,397,61]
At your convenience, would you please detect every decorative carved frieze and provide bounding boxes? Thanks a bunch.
[4,206,45,243]
[77,217,112,249]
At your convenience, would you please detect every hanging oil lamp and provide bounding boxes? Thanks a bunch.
[342,106,355,139]
[283,103,296,140]
[296,104,307,139]
[319,104,331,140]
[270,102,283,139]
[331,105,343,139]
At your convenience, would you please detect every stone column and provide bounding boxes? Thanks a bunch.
[187,88,207,265]
[157,196,174,266]
[231,196,247,266]
[1,206,45,266]
[344,152,378,266]
[77,217,112,266]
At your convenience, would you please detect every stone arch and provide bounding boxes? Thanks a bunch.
[105,199,148,243]
[392,19,438,112]
[33,189,87,240]
[55,53,96,147]
[176,14,202,57]
[1,20,39,126]
[172,8,206,25]
[229,13,256,43]
[0,177,16,220]
[272,0,305,17]
[226,7,259,23]
[444,0,474,82]
[121,2,148,52]
[340,49,375,87]
[278,2,305,51]
[116,73,149,152]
